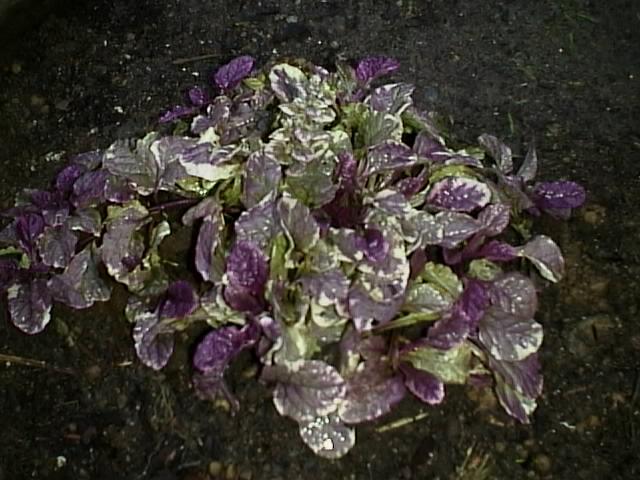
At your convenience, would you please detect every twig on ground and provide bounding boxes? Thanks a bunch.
[0,353,75,376]
[172,53,224,65]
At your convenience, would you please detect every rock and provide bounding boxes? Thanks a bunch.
[208,462,223,476]
[566,314,619,357]
[532,452,552,475]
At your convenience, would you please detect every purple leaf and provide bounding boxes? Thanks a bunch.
[277,195,320,252]
[15,213,44,254]
[103,174,136,203]
[364,141,415,177]
[400,362,445,405]
[101,203,149,282]
[370,189,413,217]
[489,272,538,318]
[55,163,87,194]
[28,189,57,209]
[226,241,268,296]
[133,313,175,370]
[193,322,260,374]
[427,177,492,212]
[338,362,406,424]
[409,248,428,280]
[348,283,403,331]
[477,204,511,237]
[336,151,357,191]
[355,228,389,263]
[191,97,232,134]
[395,176,424,199]
[188,86,208,106]
[298,413,355,459]
[181,197,220,226]
[322,190,363,229]
[475,240,518,262]
[355,56,400,84]
[299,269,350,306]
[70,150,103,170]
[48,246,111,309]
[263,359,346,422]
[104,134,178,195]
[150,136,194,188]
[426,279,489,349]
[159,104,198,123]
[67,208,102,236]
[71,169,109,207]
[478,133,513,174]
[234,196,278,252]
[223,241,269,314]
[0,258,19,291]
[7,280,52,334]
[36,225,77,269]
[531,180,586,210]
[223,282,266,315]
[178,143,240,182]
[494,377,537,423]
[369,82,414,114]
[214,55,255,91]
[195,215,222,282]
[489,353,543,399]
[517,235,565,282]
[26,190,70,227]
[413,132,446,159]
[242,152,282,208]
[479,307,543,362]
[159,280,197,319]
[268,63,308,103]
[496,173,535,212]
[432,211,481,249]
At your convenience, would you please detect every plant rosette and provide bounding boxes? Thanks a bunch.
[0,55,585,458]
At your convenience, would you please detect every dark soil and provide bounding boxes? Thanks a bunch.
[1,1,639,479]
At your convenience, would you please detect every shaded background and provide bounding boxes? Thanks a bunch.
[1,1,639,479]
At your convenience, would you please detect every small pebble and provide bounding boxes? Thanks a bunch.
[238,466,252,480]
[532,452,552,474]
[208,462,223,476]
[225,463,237,480]
[30,95,46,107]
[85,365,102,381]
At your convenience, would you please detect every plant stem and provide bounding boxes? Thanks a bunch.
[148,198,199,215]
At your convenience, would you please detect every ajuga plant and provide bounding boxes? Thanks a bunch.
[0,55,585,458]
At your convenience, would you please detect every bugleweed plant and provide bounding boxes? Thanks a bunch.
[0,56,585,458]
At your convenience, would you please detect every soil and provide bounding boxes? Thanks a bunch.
[0,1,639,479]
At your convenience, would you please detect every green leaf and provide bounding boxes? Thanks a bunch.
[277,194,320,253]
[468,258,503,281]
[428,164,477,184]
[123,220,171,295]
[403,282,455,315]
[200,287,246,327]
[419,262,463,299]
[402,342,472,384]
[359,110,403,148]
[269,232,291,283]
[286,154,338,208]
[373,311,439,332]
